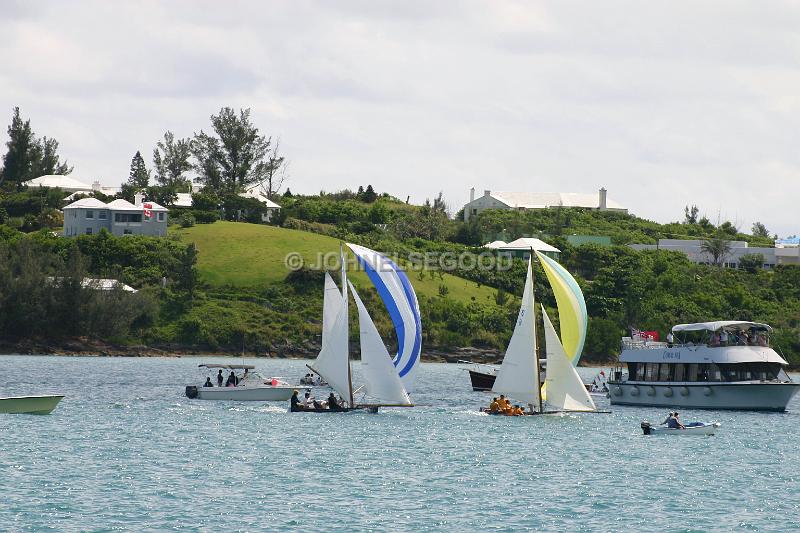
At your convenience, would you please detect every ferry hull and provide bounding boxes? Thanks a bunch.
[609,382,800,411]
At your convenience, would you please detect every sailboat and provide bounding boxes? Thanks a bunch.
[298,245,414,413]
[489,253,597,415]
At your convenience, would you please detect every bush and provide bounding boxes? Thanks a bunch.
[191,210,219,224]
[179,213,196,228]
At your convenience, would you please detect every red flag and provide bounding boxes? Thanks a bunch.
[143,202,152,219]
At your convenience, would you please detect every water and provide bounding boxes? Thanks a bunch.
[2,355,800,532]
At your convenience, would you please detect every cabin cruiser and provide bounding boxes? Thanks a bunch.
[609,321,800,411]
[185,364,295,401]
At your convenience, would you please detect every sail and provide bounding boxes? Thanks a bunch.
[309,252,351,402]
[534,251,587,365]
[321,272,343,348]
[349,282,412,405]
[542,306,596,412]
[492,257,540,407]
[347,243,422,389]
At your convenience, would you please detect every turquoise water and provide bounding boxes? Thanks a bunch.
[2,355,800,532]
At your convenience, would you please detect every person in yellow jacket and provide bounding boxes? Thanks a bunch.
[513,405,525,416]
[488,397,501,414]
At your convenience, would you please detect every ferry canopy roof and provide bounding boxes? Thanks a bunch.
[672,321,772,333]
[198,364,255,370]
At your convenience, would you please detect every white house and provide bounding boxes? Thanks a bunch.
[462,187,627,221]
[173,183,281,222]
[62,194,168,237]
[630,239,800,269]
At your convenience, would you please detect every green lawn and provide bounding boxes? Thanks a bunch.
[173,221,500,304]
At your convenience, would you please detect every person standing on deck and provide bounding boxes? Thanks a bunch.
[217,369,224,387]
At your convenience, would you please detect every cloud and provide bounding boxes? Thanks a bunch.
[1,1,799,236]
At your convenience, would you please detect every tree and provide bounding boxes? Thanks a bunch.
[191,107,277,196]
[362,185,378,203]
[738,253,764,274]
[127,151,150,189]
[255,138,287,200]
[1,108,72,188]
[153,131,192,188]
[751,221,770,239]
[700,233,733,267]
[684,205,699,224]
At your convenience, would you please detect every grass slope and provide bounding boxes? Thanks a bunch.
[174,221,499,304]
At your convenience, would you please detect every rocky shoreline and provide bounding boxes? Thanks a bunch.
[0,338,505,364]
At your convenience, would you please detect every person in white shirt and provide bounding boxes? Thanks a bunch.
[720,329,729,346]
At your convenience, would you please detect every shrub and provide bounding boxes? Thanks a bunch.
[179,213,196,228]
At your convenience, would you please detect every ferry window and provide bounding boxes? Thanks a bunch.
[687,364,699,382]
[673,364,685,381]
[645,363,658,381]
[635,364,645,381]
[658,364,672,381]
[708,364,721,382]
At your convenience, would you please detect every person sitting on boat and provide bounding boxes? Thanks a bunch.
[660,412,675,425]
[327,392,340,410]
[719,329,729,346]
[513,405,525,416]
[488,397,501,414]
[217,369,224,387]
[666,332,674,347]
[290,390,303,411]
[204,377,213,387]
[226,372,237,387]
[667,412,685,429]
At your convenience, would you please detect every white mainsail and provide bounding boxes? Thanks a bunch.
[349,282,412,405]
[492,257,540,407]
[542,306,596,412]
[321,272,343,348]
[309,252,351,402]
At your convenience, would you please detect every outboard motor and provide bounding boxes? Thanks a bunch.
[641,421,652,435]
[185,385,198,399]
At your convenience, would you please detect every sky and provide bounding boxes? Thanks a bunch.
[2,0,799,237]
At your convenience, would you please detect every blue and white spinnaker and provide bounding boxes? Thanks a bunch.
[347,243,422,390]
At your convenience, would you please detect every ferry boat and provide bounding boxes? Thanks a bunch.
[608,321,800,411]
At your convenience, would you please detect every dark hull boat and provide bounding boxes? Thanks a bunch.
[290,404,379,414]
[468,369,497,391]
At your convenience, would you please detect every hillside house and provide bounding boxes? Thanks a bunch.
[462,187,627,221]
[63,194,168,237]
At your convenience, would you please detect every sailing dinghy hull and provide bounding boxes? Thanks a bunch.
[0,395,64,414]
[290,405,379,414]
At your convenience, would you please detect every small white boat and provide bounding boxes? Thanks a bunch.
[0,395,64,414]
[641,421,721,435]
[186,364,295,401]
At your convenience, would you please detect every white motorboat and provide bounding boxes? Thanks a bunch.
[185,364,295,401]
[641,421,721,436]
[609,321,800,411]
[0,395,64,414]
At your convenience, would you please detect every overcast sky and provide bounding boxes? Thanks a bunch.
[2,1,799,236]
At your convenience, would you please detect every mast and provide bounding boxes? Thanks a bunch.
[532,247,543,414]
[342,242,355,408]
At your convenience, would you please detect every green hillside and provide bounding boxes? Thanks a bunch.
[173,221,499,305]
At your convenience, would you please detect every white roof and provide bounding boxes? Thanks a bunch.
[499,237,561,253]
[63,191,94,202]
[81,278,137,293]
[484,240,508,249]
[672,321,772,333]
[490,191,626,210]
[174,192,193,208]
[63,197,108,209]
[240,186,281,208]
[106,199,139,210]
[25,174,93,191]
[139,200,168,212]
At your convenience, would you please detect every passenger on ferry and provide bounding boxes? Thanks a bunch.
[217,369,224,387]
[666,332,674,347]
[719,329,729,346]
[226,371,237,387]
[710,332,721,347]
[204,377,214,387]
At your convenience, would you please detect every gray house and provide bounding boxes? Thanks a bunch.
[63,196,168,237]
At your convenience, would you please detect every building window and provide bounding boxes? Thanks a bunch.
[123,229,133,235]
[114,213,143,223]
[157,212,165,222]
[86,227,93,235]
[99,210,107,220]
[86,210,94,219]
